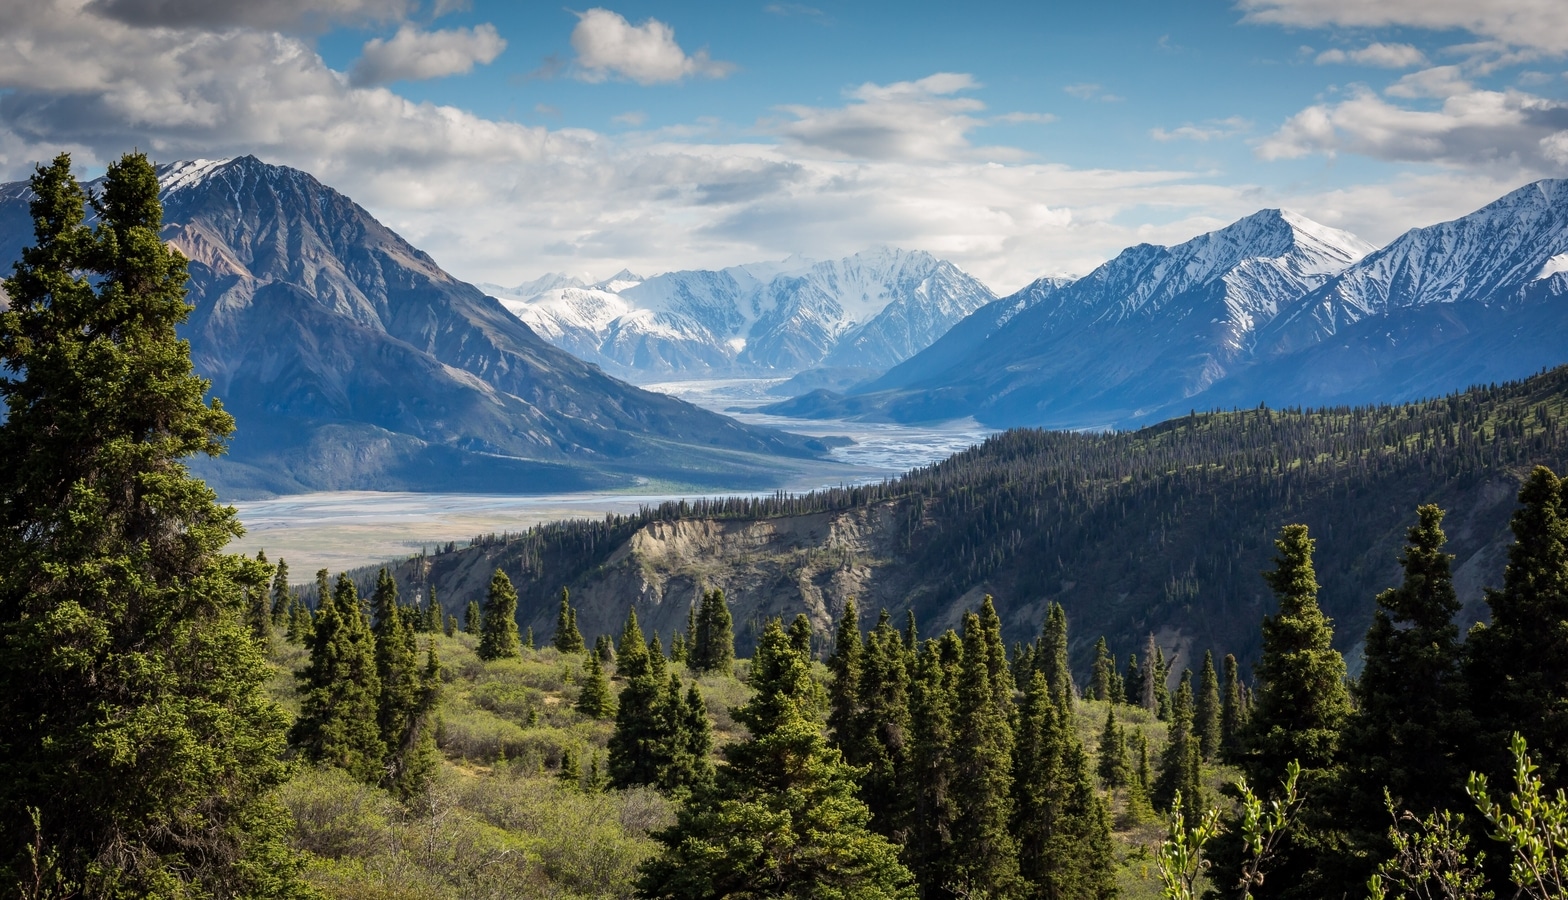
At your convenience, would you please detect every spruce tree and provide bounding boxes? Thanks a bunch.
[691,587,734,675]
[1090,636,1116,702]
[420,584,440,632]
[1221,653,1245,759]
[478,569,521,661]
[1096,706,1128,789]
[371,567,437,797]
[0,152,302,898]
[553,587,585,653]
[1153,669,1202,824]
[1039,601,1073,704]
[1467,467,1568,783]
[464,600,481,635]
[1154,646,1171,720]
[522,624,534,651]
[856,610,913,840]
[908,632,963,894]
[828,598,864,749]
[269,556,291,626]
[618,608,651,677]
[1244,523,1351,781]
[577,650,615,719]
[246,550,275,650]
[789,612,814,658]
[293,574,384,784]
[444,613,457,637]
[670,629,687,663]
[950,610,1021,897]
[1124,653,1142,706]
[1140,635,1159,713]
[1340,504,1467,884]
[636,619,914,899]
[1195,650,1222,763]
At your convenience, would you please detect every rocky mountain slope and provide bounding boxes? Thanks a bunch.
[490,248,996,380]
[357,367,1568,676]
[0,157,836,496]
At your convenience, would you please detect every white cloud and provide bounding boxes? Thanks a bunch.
[1063,83,1123,102]
[1314,42,1428,68]
[769,73,1001,162]
[568,8,733,85]
[1238,0,1568,54]
[1384,65,1471,99]
[349,23,505,86]
[1151,116,1251,142]
[1257,82,1568,172]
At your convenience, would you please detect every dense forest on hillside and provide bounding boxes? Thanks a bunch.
[330,366,1568,672]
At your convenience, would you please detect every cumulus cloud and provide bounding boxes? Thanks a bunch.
[1384,65,1471,99]
[1314,42,1428,68]
[349,23,505,86]
[1238,0,1568,54]
[568,8,734,85]
[1151,116,1251,142]
[1257,82,1568,172]
[86,0,412,32]
[767,73,1009,162]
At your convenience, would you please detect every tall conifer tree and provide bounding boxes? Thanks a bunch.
[577,650,615,719]
[293,575,384,784]
[691,588,735,675]
[637,619,914,899]
[477,569,521,661]
[1195,650,1222,763]
[950,610,1021,897]
[829,598,864,749]
[908,632,963,894]
[553,587,585,653]
[1039,602,1073,704]
[270,557,291,626]
[856,610,914,840]
[1089,636,1116,703]
[0,152,302,897]
[1220,653,1245,759]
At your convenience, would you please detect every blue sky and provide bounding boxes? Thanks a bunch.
[2,0,1567,290]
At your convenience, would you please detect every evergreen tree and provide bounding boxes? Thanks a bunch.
[1340,504,1467,884]
[670,629,687,663]
[949,610,1021,897]
[595,632,615,662]
[1096,706,1128,789]
[371,567,438,797]
[285,595,312,644]
[856,610,914,841]
[1221,653,1244,759]
[789,612,814,658]
[636,619,915,899]
[522,624,534,651]
[1039,601,1073,704]
[1243,524,1351,781]
[477,569,521,661]
[618,608,651,678]
[0,152,302,898]
[1467,467,1568,783]
[1123,731,1156,826]
[1125,653,1142,706]
[828,598,864,750]
[1154,646,1172,720]
[691,587,735,675]
[464,600,481,635]
[577,650,615,718]
[444,613,457,637]
[293,574,385,784]
[1195,650,1222,763]
[558,745,582,789]
[1140,635,1160,713]
[246,550,275,650]
[905,609,919,653]
[908,632,963,895]
[975,595,1015,701]
[553,587,585,653]
[315,568,330,611]
[1090,636,1116,702]
[270,556,291,627]
[1153,669,1202,824]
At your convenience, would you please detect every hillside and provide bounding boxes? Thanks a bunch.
[0,157,837,496]
[329,366,1568,677]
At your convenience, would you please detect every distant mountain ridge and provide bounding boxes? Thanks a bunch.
[0,156,836,496]
[765,207,1378,426]
[490,248,997,380]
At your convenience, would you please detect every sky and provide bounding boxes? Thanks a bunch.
[2,0,1567,292]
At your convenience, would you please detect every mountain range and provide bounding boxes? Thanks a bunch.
[0,157,838,497]
[482,248,996,380]
[763,183,1568,428]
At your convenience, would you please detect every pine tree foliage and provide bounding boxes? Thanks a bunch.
[0,152,303,898]
[1097,706,1129,790]
[1467,467,1568,782]
[1343,504,1466,852]
[1090,636,1116,703]
[1221,653,1245,760]
[828,598,864,750]
[908,631,963,895]
[855,610,914,841]
[577,650,615,719]
[1039,602,1073,705]
[477,569,521,661]
[690,588,735,675]
[1154,670,1202,824]
[637,619,915,900]
[1244,524,1351,781]
[464,600,480,635]
[949,610,1021,897]
[1140,635,1160,714]
[270,557,291,626]
[553,587,585,653]
[618,607,651,678]
[293,575,384,784]
[1196,651,1222,763]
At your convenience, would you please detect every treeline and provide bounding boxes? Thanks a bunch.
[380,366,1568,665]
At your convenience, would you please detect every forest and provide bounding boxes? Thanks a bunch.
[1,153,1566,900]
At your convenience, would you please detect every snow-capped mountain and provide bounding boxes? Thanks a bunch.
[492,248,996,379]
[0,156,831,495]
[764,208,1376,427]
[768,210,1373,429]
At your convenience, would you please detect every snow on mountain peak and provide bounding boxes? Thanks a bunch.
[156,158,237,196]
